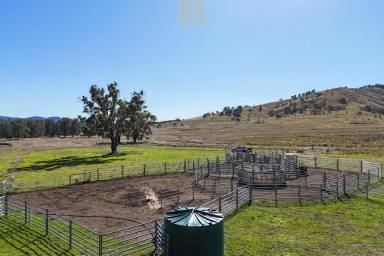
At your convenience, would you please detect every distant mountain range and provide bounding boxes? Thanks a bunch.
[0,116,61,122]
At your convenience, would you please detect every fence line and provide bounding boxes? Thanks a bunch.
[5,156,224,194]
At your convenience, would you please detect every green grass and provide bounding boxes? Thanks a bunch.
[224,196,384,256]
[0,144,223,192]
[0,216,80,256]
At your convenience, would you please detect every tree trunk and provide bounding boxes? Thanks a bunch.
[111,136,118,154]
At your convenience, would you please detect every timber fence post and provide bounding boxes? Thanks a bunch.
[320,184,323,202]
[219,196,222,212]
[336,159,340,171]
[143,164,146,176]
[97,169,100,181]
[343,174,346,195]
[164,162,167,175]
[121,165,124,178]
[235,188,239,211]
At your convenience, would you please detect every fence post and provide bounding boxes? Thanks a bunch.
[274,185,278,207]
[336,177,339,199]
[336,159,340,171]
[235,188,239,210]
[320,184,323,202]
[193,161,195,171]
[231,163,235,179]
[207,160,210,175]
[343,174,346,195]
[357,173,360,189]
[69,220,73,249]
[197,158,200,169]
[298,185,302,205]
[248,180,253,206]
[368,171,371,186]
[192,185,195,200]
[143,164,146,176]
[184,160,186,171]
[360,160,363,173]
[24,202,28,225]
[68,175,72,186]
[314,157,317,168]
[177,186,180,205]
[99,234,103,256]
[322,172,327,188]
[121,165,124,178]
[97,169,100,181]
[164,162,167,175]
[45,209,49,236]
[4,196,8,217]
[219,196,222,212]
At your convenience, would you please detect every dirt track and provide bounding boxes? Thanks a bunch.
[11,173,214,233]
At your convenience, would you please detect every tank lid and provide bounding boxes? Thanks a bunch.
[164,207,224,227]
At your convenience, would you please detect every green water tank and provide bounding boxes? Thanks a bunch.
[164,207,224,256]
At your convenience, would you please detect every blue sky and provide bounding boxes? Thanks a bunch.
[0,0,383,121]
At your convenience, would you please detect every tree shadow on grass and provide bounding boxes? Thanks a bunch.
[7,152,139,173]
[0,218,76,256]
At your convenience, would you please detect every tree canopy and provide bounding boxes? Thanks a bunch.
[81,82,156,154]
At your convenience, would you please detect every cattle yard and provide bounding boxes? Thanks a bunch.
[0,152,382,255]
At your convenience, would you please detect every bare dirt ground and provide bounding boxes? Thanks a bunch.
[10,173,215,233]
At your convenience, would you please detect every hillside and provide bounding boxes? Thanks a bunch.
[151,85,384,151]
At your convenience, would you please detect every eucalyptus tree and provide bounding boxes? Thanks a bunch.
[81,82,130,154]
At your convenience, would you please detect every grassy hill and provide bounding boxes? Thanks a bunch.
[151,85,384,152]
